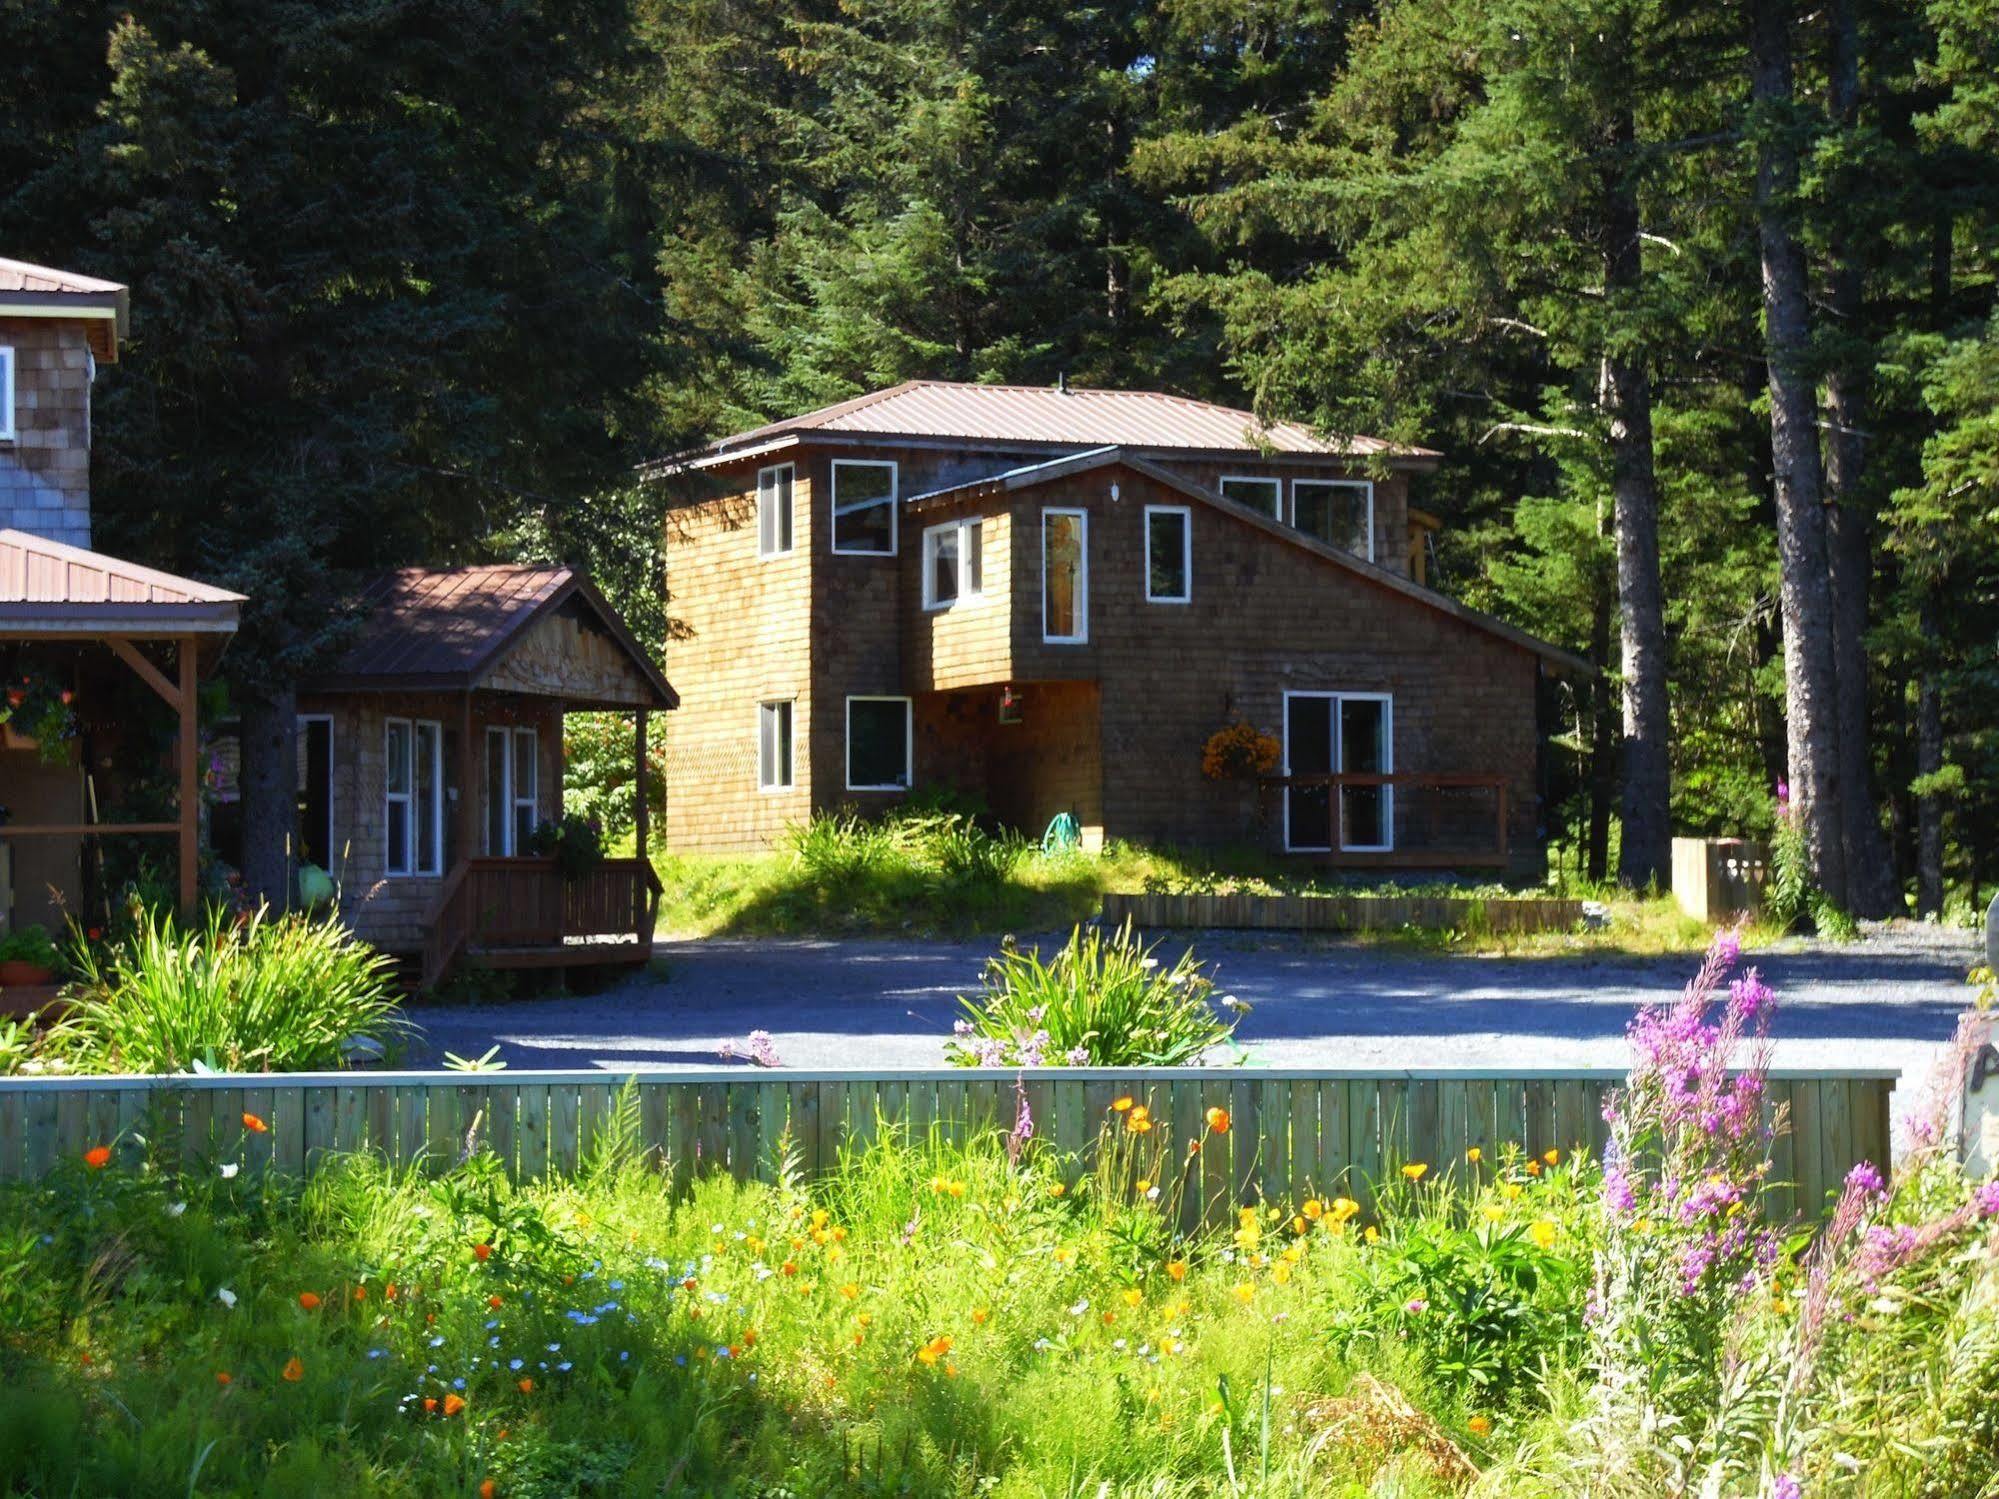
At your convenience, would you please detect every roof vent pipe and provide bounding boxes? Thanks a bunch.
[1056,371,1066,394]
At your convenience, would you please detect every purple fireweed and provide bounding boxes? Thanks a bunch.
[1006,1077,1034,1164]
[717,1030,783,1068]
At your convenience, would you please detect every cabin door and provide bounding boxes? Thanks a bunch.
[1282,693,1393,853]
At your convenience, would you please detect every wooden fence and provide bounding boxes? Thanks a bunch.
[0,1066,1893,1226]
[1102,890,1586,935]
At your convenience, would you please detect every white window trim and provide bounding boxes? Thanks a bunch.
[1290,478,1376,562]
[0,346,14,441]
[512,727,538,845]
[757,462,795,559]
[920,517,984,611]
[295,713,334,865]
[844,695,914,792]
[1218,473,1281,520]
[758,699,795,793]
[1280,690,1395,854]
[1144,504,1193,604]
[384,716,444,877]
[1041,507,1089,644]
[830,458,898,556]
[483,725,512,855]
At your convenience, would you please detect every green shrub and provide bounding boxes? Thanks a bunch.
[526,811,606,878]
[46,904,406,1073]
[0,922,61,970]
[947,919,1240,1066]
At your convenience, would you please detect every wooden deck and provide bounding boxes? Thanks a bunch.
[422,856,661,987]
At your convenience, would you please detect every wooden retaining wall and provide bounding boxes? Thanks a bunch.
[1101,890,1586,934]
[0,1066,1892,1226]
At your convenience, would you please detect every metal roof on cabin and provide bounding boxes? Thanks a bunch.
[688,380,1439,463]
[0,258,126,296]
[320,563,678,707]
[0,527,244,617]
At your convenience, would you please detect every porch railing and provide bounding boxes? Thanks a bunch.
[421,856,662,988]
[1257,772,1511,867]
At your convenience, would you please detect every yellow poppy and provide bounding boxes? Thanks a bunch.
[1466,1147,1482,1163]
[1205,1107,1230,1134]
[1402,1163,1428,1182]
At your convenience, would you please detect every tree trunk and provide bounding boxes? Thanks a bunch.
[1749,0,1848,910]
[1588,539,1615,885]
[238,686,298,914]
[1914,600,1944,918]
[1601,109,1672,893]
[1821,0,1897,917]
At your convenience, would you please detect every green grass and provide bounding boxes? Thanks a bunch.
[649,813,1754,957]
[1,1110,1597,1497]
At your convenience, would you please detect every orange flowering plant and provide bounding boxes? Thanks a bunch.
[1200,719,1281,782]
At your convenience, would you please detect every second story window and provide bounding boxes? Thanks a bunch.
[1219,474,1280,520]
[1042,508,1088,644]
[921,517,983,609]
[831,459,898,556]
[1145,505,1192,603]
[757,463,794,557]
[1293,479,1374,561]
[0,346,14,441]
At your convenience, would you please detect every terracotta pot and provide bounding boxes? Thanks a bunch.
[0,960,56,988]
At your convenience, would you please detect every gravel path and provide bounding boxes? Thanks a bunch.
[411,924,1981,1104]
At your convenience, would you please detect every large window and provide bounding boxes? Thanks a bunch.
[831,459,897,555]
[759,700,794,791]
[295,715,333,869]
[1281,692,1393,853]
[1292,479,1374,560]
[482,726,539,855]
[1219,474,1281,520]
[921,518,984,609]
[385,717,444,876]
[1145,505,1191,603]
[846,696,912,791]
[0,346,14,442]
[1041,508,1088,643]
[757,463,794,557]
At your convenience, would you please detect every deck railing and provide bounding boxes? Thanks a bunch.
[1259,772,1511,867]
[421,856,661,987]
[0,1065,1896,1229]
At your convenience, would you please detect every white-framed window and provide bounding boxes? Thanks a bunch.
[481,726,539,854]
[845,695,913,791]
[758,699,794,791]
[0,346,14,442]
[1219,474,1281,520]
[1144,504,1192,604]
[830,459,898,555]
[1281,691,1393,854]
[385,717,444,876]
[1292,479,1375,561]
[921,517,984,610]
[757,463,795,557]
[1041,507,1088,644]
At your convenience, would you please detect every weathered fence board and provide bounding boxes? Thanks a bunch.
[0,1066,1895,1227]
[1102,890,1585,935]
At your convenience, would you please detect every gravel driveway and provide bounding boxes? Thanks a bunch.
[411,925,1981,1101]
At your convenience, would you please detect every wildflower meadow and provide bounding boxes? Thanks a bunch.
[2,938,1996,1497]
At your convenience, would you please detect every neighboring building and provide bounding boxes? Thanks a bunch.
[1,260,241,994]
[291,565,678,985]
[650,380,1584,875]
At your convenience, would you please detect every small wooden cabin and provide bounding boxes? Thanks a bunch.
[298,565,676,987]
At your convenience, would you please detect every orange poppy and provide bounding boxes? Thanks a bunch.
[242,1113,269,1134]
[1206,1107,1230,1134]
[472,1243,493,1262]
[443,1393,466,1416]
[83,1145,112,1170]
[353,1285,367,1301]
[282,1357,305,1383]
[215,1371,232,1386]
[488,1294,503,1309]
[517,1377,534,1394]
[423,1396,438,1413]
[480,1482,498,1499]
[297,1291,321,1311]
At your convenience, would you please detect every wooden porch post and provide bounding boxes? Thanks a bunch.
[457,692,478,862]
[634,709,650,864]
[177,635,198,917]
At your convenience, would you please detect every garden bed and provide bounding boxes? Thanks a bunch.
[1103,889,1587,935]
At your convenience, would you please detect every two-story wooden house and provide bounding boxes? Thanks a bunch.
[650,381,1584,875]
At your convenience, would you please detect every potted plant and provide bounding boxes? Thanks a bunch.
[0,667,80,764]
[0,924,62,987]
[526,813,606,879]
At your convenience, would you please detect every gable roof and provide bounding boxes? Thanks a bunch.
[654,380,1439,473]
[906,450,1590,674]
[0,528,243,634]
[0,257,129,362]
[308,564,677,707]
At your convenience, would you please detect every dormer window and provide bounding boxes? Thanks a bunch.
[0,346,14,441]
[1293,479,1374,561]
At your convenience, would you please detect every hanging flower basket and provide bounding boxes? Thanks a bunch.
[0,669,80,765]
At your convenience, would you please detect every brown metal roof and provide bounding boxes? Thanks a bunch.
[659,380,1439,472]
[0,257,129,362]
[0,529,243,635]
[312,563,677,708]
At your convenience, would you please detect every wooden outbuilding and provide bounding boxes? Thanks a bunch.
[296,564,676,987]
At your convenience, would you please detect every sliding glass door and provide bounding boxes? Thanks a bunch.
[1282,692,1393,853]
